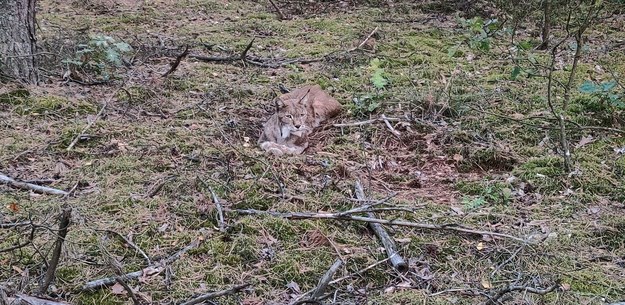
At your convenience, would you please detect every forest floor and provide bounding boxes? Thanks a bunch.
[1,0,624,304]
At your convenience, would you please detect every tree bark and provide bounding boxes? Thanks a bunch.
[0,0,39,84]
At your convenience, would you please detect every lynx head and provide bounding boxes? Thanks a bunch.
[276,89,311,137]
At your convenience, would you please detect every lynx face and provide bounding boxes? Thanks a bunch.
[277,96,310,137]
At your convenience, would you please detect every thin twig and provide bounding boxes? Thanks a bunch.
[333,117,401,128]
[0,172,68,196]
[115,278,140,305]
[485,284,559,305]
[354,181,407,272]
[0,221,30,228]
[67,88,121,151]
[267,0,287,20]
[233,209,525,242]
[311,259,343,299]
[162,45,190,77]
[381,114,401,138]
[99,229,152,265]
[41,207,72,294]
[82,240,200,291]
[178,283,250,305]
[208,187,226,232]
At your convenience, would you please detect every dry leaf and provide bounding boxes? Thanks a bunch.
[7,202,19,212]
[452,154,464,162]
[111,282,126,295]
[301,229,329,247]
[575,135,594,148]
[481,278,493,289]
[561,283,571,291]
[286,281,300,293]
[476,242,485,251]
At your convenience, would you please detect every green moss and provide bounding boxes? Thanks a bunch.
[75,291,125,305]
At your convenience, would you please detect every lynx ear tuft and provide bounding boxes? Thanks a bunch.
[299,88,312,106]
[275,98,286,110]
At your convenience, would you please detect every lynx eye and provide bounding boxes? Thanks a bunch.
[300,113,305,117]
[286,114,293,119]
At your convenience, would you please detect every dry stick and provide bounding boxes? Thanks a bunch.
[11,294,71,305]
[162,45,190,77]
[354,181,408,272]
[311,259,343,299]
[333,117,401,128]
[0,173,68,196]
[115,277,140,305]
[0,221,30,228]
[40,207,72,294]
[191,27,377,69]
[293,258,391,303]
[381,114,401,138]
[267,0,286,20]
[100,229,151,265]
[82,240,200,291]
[67,88,120,151]
[484,284,559,305]
[190,38,255,64]
[234,209,524,242]
[208,187,226,232]
[178,283,250,305]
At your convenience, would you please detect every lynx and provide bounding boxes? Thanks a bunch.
[258,85,341,156]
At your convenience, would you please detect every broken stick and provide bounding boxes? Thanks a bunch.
[209,186,226,231]
[354,180,408,272]
[311,259,343,299]
[0,172,68,196]
[178,283,250,305]
[233,209,524,242]
[41,207,72,293]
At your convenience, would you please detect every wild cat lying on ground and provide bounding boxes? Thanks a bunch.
[258,85,341,156]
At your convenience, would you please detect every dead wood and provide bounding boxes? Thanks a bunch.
[98,229,151,265]
[115,278,140,305]
[209,186,226,232]
[381,114,401,138]
[67,88,121,151]
[190,27,377,69]
[233,209,525,242]
[162,45,189,77]
[484,283,559,305]
[267,0,287,20]
[333,117,401,128]
[178,283,250,305]
[41,207,72,294]
[311,259,342,299]
[8,294,71,305]
[0,221,30,228]
[81,239,200,291]
[354,181,408,272]
[0,172,68,196]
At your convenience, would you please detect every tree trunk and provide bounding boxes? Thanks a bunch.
[538,0,551,50]
[0,0,39,84]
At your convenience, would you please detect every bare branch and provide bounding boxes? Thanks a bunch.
[41,207,72,294]
[0,172,68,196]
[178,283,250,305]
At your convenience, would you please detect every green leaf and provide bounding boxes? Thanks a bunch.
[367,101,381,112]
[369,58,382,69]
[518,40,532,50]
[447,46,458,57]
[370,69,388,89]
[579,81,598,94]
[105,49,121,66]
[510,66,521,80]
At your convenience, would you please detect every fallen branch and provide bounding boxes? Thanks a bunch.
[41,207,72,294]
[267,0,287,20]
[162,45,190,77]
[233,209,525,242]
[9,294,71,305]
[0,172,68,196]
[100,229,152,265]
[82,240,200,291]
[0,221,30,228]
[67,88,120,151]
[311,259,343,299]
[178,283,250,305]
[354,181,407,272]
[484,283,559,305]
[209,187,226,232]
[381,114,401,138]
[333,117,402,128]
[191,27,377,68]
